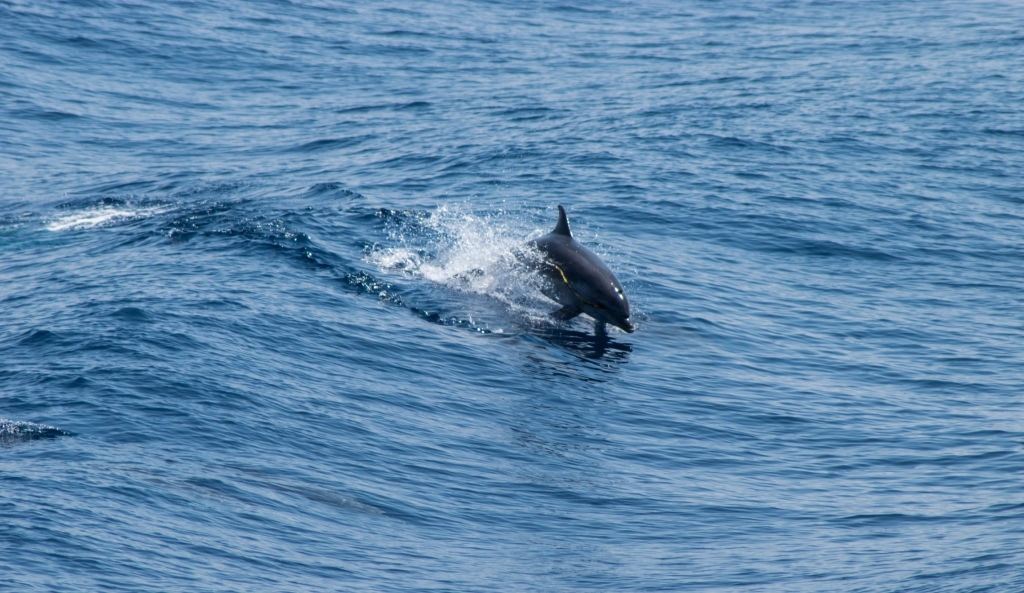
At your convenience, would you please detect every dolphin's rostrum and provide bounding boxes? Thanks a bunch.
[529,205,635,333]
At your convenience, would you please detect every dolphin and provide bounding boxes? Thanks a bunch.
[529,205,635,333]
[0,419,72,446]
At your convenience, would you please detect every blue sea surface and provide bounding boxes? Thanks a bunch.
[2,1,1023,590]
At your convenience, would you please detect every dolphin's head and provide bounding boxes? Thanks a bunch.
[578,278,634,333]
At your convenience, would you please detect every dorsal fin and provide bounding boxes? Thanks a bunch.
[552,205,572,237]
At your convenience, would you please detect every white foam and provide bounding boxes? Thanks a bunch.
[368,205,554,322]
[46,204,169,232]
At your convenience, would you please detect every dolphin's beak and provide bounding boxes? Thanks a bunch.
[619,319,635,333]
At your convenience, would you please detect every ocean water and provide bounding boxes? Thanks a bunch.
[2,0,1023,590]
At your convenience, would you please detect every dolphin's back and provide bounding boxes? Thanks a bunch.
[534,233,622,306]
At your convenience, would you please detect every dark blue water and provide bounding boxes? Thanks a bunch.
[3,1,1023,590]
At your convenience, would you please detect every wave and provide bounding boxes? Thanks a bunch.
[30,188,633,357]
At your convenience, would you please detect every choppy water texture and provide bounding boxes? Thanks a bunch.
[3,1,1024,591]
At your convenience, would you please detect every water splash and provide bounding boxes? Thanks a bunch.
[47,202,171,231]
[367,205,555,326]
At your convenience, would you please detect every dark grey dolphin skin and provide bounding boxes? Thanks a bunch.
[530,205,635,333]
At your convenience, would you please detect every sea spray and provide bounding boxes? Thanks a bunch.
[368,205,557,327]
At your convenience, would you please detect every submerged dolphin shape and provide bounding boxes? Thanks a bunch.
[529,205,635,333]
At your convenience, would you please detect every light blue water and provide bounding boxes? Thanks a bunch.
[2,1,1023,590]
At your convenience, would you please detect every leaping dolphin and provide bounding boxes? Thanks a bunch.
[530,205,635,333]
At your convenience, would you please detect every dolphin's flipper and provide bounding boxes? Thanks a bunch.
[552,304,582,321]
